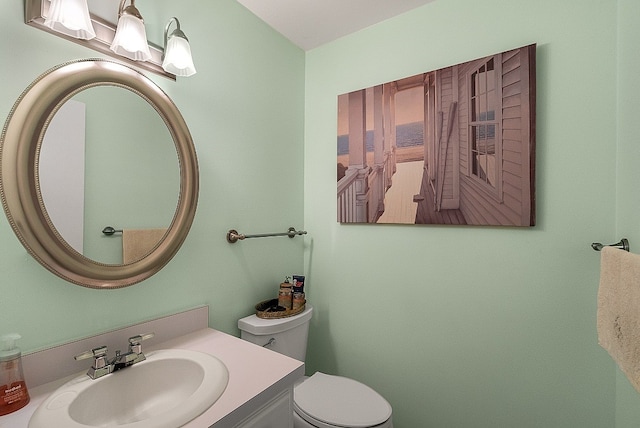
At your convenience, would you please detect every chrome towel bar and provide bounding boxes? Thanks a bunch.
[226,227,307,243]
[591,238,629,252]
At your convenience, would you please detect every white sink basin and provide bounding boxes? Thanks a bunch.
[29,349,229,428]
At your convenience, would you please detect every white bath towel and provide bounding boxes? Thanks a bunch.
[597,246,640,393]
[122,228,167,264]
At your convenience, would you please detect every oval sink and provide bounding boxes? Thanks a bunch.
[29,349,228,428]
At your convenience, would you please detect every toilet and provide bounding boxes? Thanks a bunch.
[238,305,393,428]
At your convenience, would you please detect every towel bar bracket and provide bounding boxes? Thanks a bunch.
[592,238,629,252]
[102,226,122,236]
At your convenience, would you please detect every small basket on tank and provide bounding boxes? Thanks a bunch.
[255,298,306,319]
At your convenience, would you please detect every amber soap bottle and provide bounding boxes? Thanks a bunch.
[0,333,30,415]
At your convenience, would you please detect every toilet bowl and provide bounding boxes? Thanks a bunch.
[293,372,392,428]
[238,306,393,428]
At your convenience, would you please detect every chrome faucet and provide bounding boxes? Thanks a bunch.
[74,333,155,379]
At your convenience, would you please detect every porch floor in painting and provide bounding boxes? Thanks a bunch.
[377,161,424,224]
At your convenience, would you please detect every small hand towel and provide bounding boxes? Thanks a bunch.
[122,228,167,264]
[597,246,640,393]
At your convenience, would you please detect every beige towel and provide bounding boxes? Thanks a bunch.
[122,228,167,264]
[597,246,640,393]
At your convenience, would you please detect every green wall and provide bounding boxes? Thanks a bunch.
[303,0,624,426]
[614,0,640,426]
[0,0,305,349]
[2,0,639,426]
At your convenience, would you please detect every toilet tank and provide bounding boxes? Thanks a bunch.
[238,305,313,362]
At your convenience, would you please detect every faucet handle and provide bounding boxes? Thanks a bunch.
[74,346,111,379]
[74,349,94,361]
[74,346,108,364]
[128,333,155,355]
[128,333,155,345]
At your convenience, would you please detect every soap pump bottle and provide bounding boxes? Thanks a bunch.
[0,333,30,415]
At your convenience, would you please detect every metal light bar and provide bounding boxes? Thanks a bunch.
[25,0,175,80]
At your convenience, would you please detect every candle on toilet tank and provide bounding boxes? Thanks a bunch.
[278,281,293,310]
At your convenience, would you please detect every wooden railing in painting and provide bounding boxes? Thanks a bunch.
[338,150,398,223]
[368,166,383,222]
[384,147,396,193]
[337,170,358,222]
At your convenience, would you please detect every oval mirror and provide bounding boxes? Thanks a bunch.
[0,59,199,289]
[40,86,180,265]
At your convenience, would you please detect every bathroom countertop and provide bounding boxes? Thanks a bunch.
[0,328,305,428]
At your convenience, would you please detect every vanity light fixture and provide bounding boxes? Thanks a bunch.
[25,0,176,80]
[162,17,197,77]
[110,0,151,62]
[43,0,96,40]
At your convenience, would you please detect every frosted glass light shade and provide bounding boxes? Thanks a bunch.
[44,0,96,40]
[162,36,197,77]
[110,14,151,61]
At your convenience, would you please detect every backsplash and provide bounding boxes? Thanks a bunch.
[22,306,208,388]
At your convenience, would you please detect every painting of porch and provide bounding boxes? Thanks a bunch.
[336,75,467,225]
[337,44,535,226]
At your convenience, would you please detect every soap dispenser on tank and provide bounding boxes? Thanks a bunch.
[0,333,30,415]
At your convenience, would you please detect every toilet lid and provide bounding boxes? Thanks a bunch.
[294,372,392,428]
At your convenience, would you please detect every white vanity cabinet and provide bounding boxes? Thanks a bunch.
[1,308,304,428]
[234,388,293,428]
[153,327,303,428]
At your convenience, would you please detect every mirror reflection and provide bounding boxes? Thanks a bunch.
[40,86,180,265]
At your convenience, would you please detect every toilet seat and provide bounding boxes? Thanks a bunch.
[294,372,392,428]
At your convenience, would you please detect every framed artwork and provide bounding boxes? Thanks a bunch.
[337,44,536,226]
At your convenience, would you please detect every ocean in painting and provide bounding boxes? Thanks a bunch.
[337,121,423,155]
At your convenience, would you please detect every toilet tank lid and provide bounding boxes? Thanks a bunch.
[238,305,313,335]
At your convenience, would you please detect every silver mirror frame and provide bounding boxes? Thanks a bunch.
[0,59,199,289]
